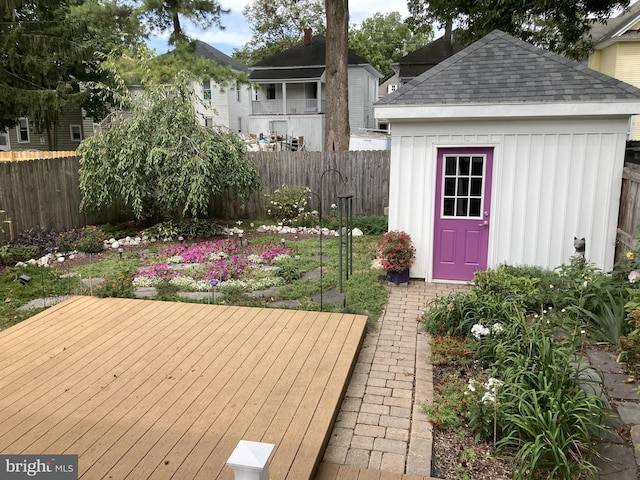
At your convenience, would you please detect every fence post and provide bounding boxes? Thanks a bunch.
[226,440,275,480]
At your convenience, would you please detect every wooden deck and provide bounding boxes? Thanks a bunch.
[0,296,367,479]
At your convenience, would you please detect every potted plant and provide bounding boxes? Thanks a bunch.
[377,230,416,284]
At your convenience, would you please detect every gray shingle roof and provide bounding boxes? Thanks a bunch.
[590,1,640,46]
[193,40,247,72]
[251,35,370,69]
[377,30,640,106]
[394,33,466,80]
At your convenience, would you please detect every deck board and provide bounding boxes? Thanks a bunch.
[0,297,367,480]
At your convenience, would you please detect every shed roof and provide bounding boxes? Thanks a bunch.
[377,29,640,107]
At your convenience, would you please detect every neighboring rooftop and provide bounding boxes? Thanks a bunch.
[393,33,466,80]
[590,0,640,47]
[251,34,371,68]
[377,29,640,106]
[192,40,247,72]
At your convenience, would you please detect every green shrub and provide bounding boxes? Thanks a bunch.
[276,259,302,283]
[91,273,134,298]
[8,227,59,255]
[265,184,311,225]
[0,245,40,265]
[423,290,519,337]
[496,319,607,479]
[422,372,470,434]
[473,266,543,312]
[352,216,388,235]
[58,225,106,254]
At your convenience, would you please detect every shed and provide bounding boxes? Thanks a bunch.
[375,30,640,282]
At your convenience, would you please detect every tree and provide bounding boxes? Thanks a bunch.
[139,0,227,45]
[324,0,349,151]
[0,0,144,144]
[233,0,325,65]
[78,73,260,221]
[407,0,630,60]
[349,12,433,77]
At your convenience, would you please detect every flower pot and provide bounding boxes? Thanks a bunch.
[386,268,410,285]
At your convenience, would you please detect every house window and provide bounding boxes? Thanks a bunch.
[266,84,276,100]
[70,124,82,142]
[204,117,214,128]
[203,80,212,101]
[237,117,242,133]
[16,118,29,143]
[253,87,259,101]
[387,84,397,94]
[236,82,241,102]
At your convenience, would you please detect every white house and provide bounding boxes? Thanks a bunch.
[190,41,252,133]
[375,30,640,282]
[248,30,382,151]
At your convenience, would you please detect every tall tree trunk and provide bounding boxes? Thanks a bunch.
[324,0,350,151]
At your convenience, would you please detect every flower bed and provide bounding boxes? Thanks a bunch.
[132,239,293,291]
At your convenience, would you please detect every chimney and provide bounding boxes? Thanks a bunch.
[303,28,312,45]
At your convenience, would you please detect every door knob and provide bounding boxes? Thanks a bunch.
[478,221,489,226]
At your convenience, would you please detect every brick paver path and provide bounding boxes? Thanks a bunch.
[323,281,469,476]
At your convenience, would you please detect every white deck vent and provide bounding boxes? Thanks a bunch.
[226,440,275,480]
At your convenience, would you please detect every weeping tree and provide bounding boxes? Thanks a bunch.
[78,73,260,222]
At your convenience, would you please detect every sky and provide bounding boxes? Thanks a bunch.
[146,0,411,57]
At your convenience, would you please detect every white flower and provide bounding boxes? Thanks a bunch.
[236,220,243,225]
[331,203,337,209]
[486,377,503,389]
[471,323,490,339]
[583,281,588,288]
[491,323,504,334]
[481,392,496,404]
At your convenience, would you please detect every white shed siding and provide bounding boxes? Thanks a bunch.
[389,118,628,280]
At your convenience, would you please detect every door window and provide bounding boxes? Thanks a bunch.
[442,155,485,218]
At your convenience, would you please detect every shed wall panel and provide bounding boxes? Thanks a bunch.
[388,117,629,280]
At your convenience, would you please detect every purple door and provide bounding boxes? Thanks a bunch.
[433,148,493,281]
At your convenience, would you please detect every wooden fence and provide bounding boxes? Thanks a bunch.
[617,163,640,258]
[0,150,390,243]
[0,151,78,161]
[210,150,390,219]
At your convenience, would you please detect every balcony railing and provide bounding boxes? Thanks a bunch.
[251,99,325,115]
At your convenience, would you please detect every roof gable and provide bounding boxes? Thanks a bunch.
[377,29,640,106]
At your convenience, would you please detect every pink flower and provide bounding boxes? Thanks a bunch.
[629,270,640,283]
